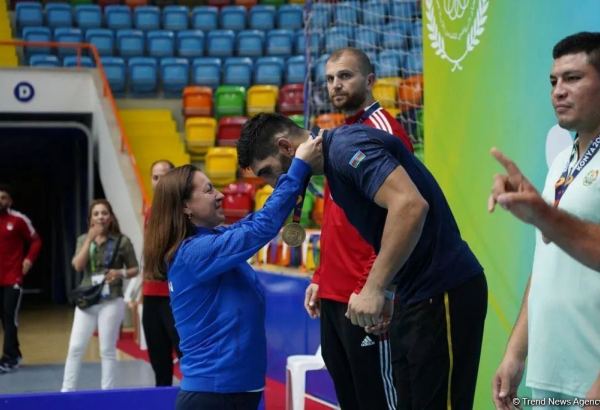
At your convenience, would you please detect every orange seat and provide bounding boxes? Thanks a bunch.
[398,75,423,112]
[124,0,148,8]
[183,86,213,117]
[234,0,257,8]
[218,116,247,146]
[315,113,345,129]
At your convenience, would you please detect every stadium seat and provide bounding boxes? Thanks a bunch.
[234,0,256,9]
[391,0,419,19]
[315,113,345,129]
[285,55,305,84]
[101,56,127,92]
[325,26,353,54]
[247,84,278,117]
[71,0,94,6]
[249,5,274,31]
[253,184,273,211]
[214,85,246,118]
[63,55,95,67]
[128,56,158,93]
[382,22,409,50]
[377,49,405,77]
[185,117,217,156]
[410,21,423,49]
[97,0,120,8]
[207,0,230,7]
[398,74,422,112]
[309,3,329,29]
[277,83,303,115]
[177,30,204,58]
[223,57,253,88]
[134,5,160,31]
[334,1,358,26]
[222,181,253,224]
[220,5,246,31]
[124,0,148,9]
[45,3,73,28]
[16,2,43,33]
[116,29,144,58]
[204,147,238,186]
[254,56,283,86]
[405,49,422,75]
[191,6,218,31]
[372,78,398,110]
[85,28,114,56]
[54,28,83,56]
[147,30,175,58]
[22,26,51,55]
[355,26,379,52]
[163,5,189,31]
[294,29,320,55]
[74,5,102,31]
[105,5,132,30]
[236,30,264,58]
[313,53,329,84]
[265,29,293,57]
[183,85,213,117]
[29,54,60,67]
[191,57,221,89]
[161,57,189,94]
[207,29,235,57]
[288,114,304,128]
[217,116,246,146]
[362,0,388,26]
[259,0,283,5]
[277,4,302,30]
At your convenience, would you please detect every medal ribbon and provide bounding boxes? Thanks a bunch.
[290,128,323,224]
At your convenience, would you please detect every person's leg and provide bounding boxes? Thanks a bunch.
[175,391,227,410]
[1,285,23,364]
[320,299,360,410]
[229,391,262,410]
[97,297,125,389]
[143,296,175,386]
[61,305,99,391]
[161,296,182,359]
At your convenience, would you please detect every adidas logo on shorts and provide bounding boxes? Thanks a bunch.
[360,335,375,347]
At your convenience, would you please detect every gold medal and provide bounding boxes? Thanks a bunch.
[282,222,306,247]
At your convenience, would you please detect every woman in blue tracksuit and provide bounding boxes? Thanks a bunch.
[143,134,321,410]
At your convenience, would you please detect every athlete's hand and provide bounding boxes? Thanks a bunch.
[22,259,32,275]
[295,132,323,171]
[304,283,321,318]
[492,354,525,410]
[346,285,385,328]
[365,297,393,335]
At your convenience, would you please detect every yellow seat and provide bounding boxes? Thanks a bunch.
[120,109,173,124]
[373,78,399,110]
[185,117,217,156]
[254,184,274,211]
[386,108,401,118]
[247,85,279,117]
[204,147,238,187]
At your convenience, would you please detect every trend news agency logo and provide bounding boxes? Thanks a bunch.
[13,82,35,103]
[426,0,489,72]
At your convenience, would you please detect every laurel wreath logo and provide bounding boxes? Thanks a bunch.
[426,0,489,71]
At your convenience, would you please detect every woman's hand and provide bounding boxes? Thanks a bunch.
[87,223,104,241]
[105,269,125,284]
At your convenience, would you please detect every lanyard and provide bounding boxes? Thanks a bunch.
[89,237,116,273]
[554,134,600,207]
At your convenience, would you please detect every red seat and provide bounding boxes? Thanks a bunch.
[207,0,231,8]
[124,0,147,8]
[234,0,257,9]
[217,116,247,146]
[222,181,255,223]
[277,83,304,116]
[97,0,121,8]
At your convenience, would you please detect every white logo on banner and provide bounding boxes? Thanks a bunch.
[13,82,35,103]
[426,0,489,71]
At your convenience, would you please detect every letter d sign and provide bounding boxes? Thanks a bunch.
[14,82,35,103]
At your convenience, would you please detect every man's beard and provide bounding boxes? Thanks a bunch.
[279,153,293,173]
[332,91,367,113]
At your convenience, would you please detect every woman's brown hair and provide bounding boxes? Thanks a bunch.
[144,165,197,278]
[88,199,121,236]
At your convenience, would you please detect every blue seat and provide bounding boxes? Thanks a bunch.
[355,26,379,52]
[85,28,114,56]
[161,57,189,94]
[294,29,320,55]
[391,0,419,19]
[334,1,359,26]
[177,30,204,58]
[163,5,189,31]
[325,26,353,54]
[29,54,60,67]
[54,28,83,56]
[75,5,102,31]
[223,57,253,87]
[16,3,43,33]
[382,22,409,50]
[313,53,329,84]
[377,49,405,77]
[254,56,283,86]
[101,56,127,93]
[192,57,221,89]
[45,3,73,28]
[105,5,132,30]
[265,29,293,57]
[207,30,235,57]
[134,6,160,31]
[22,26,51,55]
[147,30,175,57]
[249,5,275,31]
[116,29,144,58]
[362,1,388,26]
[236,30,264,58]
[191,6,218,31]
[128,57,158,93]
[405,49,423,75]
[285,55,305,84]
[309,3,329,29]
[277,5,302,30]
[63,55,95,67]
[220,5,246,31]
[410,21,423,49]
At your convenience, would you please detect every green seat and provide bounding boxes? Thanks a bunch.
[260,0,284,5]
[288,114,304,128]
[215,85,247,119]
[70,0,93,5]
